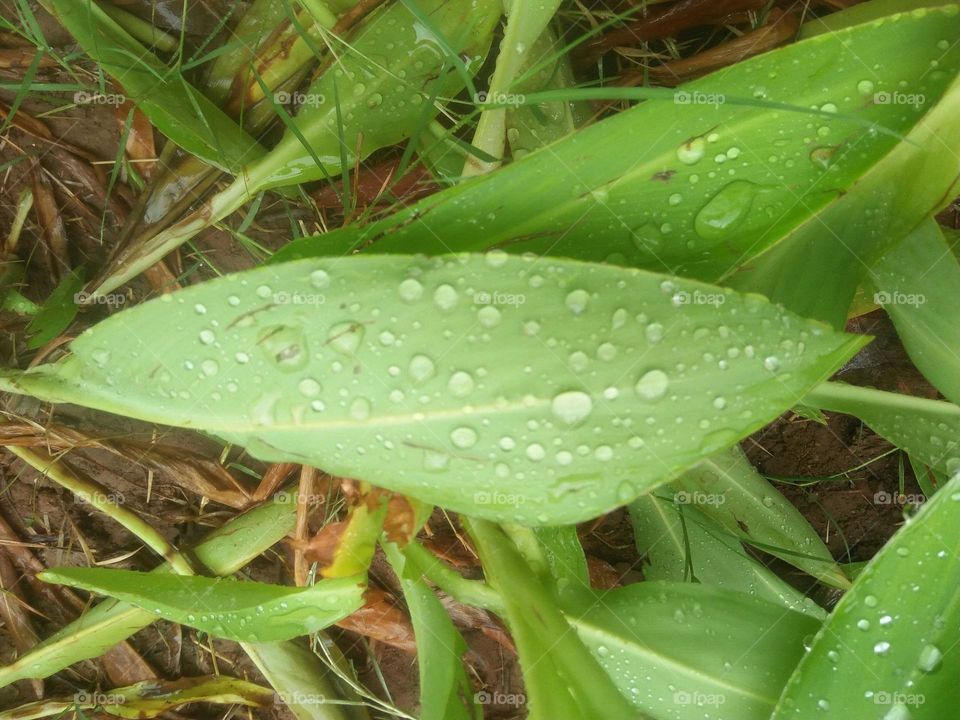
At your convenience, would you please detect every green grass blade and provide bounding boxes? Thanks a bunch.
[2,255,864,525]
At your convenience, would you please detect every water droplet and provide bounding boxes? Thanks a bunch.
[366,92,383,108]
[399,278,423,302]
[857,79,875,95]
[433,284,458,311]
[873,640,891,655]
[526,443,546,461]
[565,289,589,315]
[763,356,781,372]
[645,323,664,344]
[918,644,942,672]
[194,303,207,315]
[349,397,371,420]
[635,370,669,401]
[199,329,216,345]
[259,325,309,370]
[450,426,478,449]
[409,354,436,383]
[200,359,219,376]
[298,378,322,397]
[551,391,593,425]
[327,322,364,355]
[448,371,475,397]
[694,181,760,240]
[478,305,501,327]
[677,136,706,165]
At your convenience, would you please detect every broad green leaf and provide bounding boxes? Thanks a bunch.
[385,544,480,720]
[629,491,825,618]
[272,6,960,293]
[569,582,821,720]
[1,255,864,525]
[39,567,365,642]
[772,470,960,718]
[800,0,958,37]
[466,518,639,720]
[0,676,273,720]
[805,381,960,476]
[870,219,960,405]
[0,496,295,686]
[673,447,850,589]
[42,0,267,173]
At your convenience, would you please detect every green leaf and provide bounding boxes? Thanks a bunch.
[569,582,821,720]
[1,255,864,525]
[870,219,960,405]
[43,0,266,173]
[386,543,480,720]
[629,491,826,618]
[38,567,365,642]
[466,518,639,720]
[272,5,960,295]
[534,525,591,605]
[804,382,960,476]
[771,470,960,718]
[25,267,85,349]
[0,496,296,686]
[673,447,850,589]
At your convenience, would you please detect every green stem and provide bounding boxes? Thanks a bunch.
[401,540,504,613]
[7,447,194,575]
[805,380,960,419]
[464,518,639,720]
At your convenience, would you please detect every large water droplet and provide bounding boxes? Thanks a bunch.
[448,370,475,397]
[433,284,458,311]
[259,325,309,371]
[565,289,590,315]
[677,136,706,165]
[409,354,436,384]
[694,181,760,240]
[450,426,478,449]
[327,322,364,355]
[635,370,669,401]
[399,278,423,302]
[551,391,593,425]
[918,644,943,672]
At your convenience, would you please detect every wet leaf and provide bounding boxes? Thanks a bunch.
[673,447,850,589]
[629,490,826,618]
[569,582,821,720]
[39,567,365,643]
[772,471,960,718]
[0,497,296,686]
[1,255,863,525]
[870,219,960,405]
[25,267,84,349]
[273,5,960,308]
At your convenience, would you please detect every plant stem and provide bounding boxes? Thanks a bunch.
[805,380,960,419]
[401,539,504,613]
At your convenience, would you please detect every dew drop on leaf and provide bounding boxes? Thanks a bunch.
[635,370,669,401]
